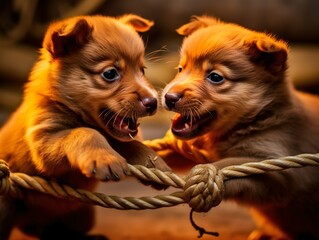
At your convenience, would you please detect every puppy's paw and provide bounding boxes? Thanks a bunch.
[108,139,171,172]
[107,139,172,190]
[78,148,129,181]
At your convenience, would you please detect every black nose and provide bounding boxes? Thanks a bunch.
[141,97,157,114]
[165,92,182,110]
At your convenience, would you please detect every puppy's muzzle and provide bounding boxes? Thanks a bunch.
[141,97,157,115]
[164,93,182,110]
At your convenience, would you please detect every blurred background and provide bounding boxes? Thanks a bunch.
[1,0,319,239]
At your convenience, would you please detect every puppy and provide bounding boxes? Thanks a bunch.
[0,14,170,239]
[147,16,319,239]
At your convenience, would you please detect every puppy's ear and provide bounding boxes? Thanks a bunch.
[176,15,220,36]
[245,35,288,74]
[44,18,93,58]
[119,14,154,32]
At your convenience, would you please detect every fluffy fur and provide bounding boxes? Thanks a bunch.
[0,14,170,239]
[147,16,319,239]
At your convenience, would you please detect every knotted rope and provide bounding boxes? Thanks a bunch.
[184,164,224,212]
[1,153,319,213]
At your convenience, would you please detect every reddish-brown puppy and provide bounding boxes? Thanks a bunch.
[0,14,170,239]
[148,16,319,239]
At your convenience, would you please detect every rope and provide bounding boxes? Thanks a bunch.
[1,153,319,213]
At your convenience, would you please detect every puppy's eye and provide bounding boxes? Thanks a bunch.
[178,66,183,73]
[206,71,224,84]
[101,68,120,82]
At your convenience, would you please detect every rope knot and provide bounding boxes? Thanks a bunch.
[184,164,224,212]
[0,159,11,195]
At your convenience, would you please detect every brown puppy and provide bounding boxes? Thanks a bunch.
[147,16,319,239]
[0,14,170,239]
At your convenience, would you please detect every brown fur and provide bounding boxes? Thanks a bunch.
[149,16,319,239]
[0,14,171,239]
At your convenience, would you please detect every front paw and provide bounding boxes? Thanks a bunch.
[78,148,129,181]
[107,139,172,190]
[108,139,171,172]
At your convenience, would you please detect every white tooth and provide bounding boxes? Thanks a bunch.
[129,133,135,140]
[185,123,190,129]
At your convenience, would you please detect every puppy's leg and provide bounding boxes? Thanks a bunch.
[143,131,204,170]
[27,126,128,181]
[0,196,17,240]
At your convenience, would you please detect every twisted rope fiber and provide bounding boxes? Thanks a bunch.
[1,153,319,212]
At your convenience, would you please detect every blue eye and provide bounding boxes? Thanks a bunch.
[206,71,224,84]
[101,68,120,82]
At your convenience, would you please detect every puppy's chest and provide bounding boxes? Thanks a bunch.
[188,133,247,162]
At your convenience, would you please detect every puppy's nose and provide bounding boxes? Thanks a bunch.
[141,97,157,114]
[165,92,182,110]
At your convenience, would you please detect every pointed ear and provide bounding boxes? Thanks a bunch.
[176,15,220,36]
[244,35,288,74]
[44,18,93,58]
[118,14,154,32]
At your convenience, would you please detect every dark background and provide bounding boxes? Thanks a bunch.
[0,0,319,126]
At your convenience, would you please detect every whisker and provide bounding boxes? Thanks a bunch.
[203,107,215,118]
[145,46,167,57]
[193,107,202,119]
[105,108,123,128]
[190,111,194,127]
[112,110,124,126]
[119,111,129,129]
[105,113,116,128]
[146,56,166,63]
[99,108,109,118]
[193,99,203,105]
[102,110,114,121]
[146,46,169,63]
[99,101,124,119]
[144,35,149,50]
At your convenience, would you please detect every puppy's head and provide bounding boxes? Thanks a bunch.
[39,14,156,141]
[162,16,288,139]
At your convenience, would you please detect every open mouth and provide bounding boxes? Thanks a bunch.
[171,111,216,139]
[99,108,139,138]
